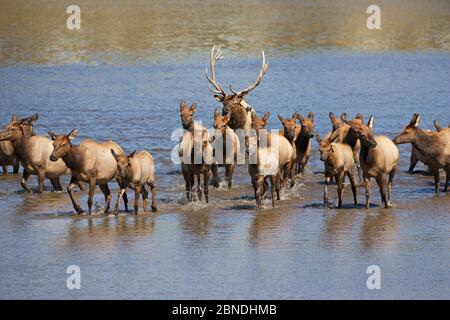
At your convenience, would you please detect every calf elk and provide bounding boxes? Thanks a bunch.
[344,116,399,208]
[394,114,450,193]
[316,133,357,208]
[49,129,128,214]
[112,150,157,214]
[246,128,280,210]
[211,109,240,188]
[206,45,268,131]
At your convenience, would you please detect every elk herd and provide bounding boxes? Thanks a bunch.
[0,46,449,214]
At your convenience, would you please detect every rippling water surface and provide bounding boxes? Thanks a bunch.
[0,0,449,299]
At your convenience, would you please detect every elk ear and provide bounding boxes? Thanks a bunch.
[48,131,57,141]
[111,149,119,161]
[329,112,335,121]
[11,115,17,122]
[191,103,197,112]
[251,112,257,121]
[28,113,38,123]
[367,115,374,129]
[214,108,220,118]
[307,112,314,121]
[355,113,364,121]
[409,113,420,128]
[128,150,136,159]
[295,113,304,121]
[434,120,442,132]
[179,100,187,112]
[67,128,78,141]
[277,114,284,123]
[262,112,270,122]
[315,134,322,143]
[340,113,347,120]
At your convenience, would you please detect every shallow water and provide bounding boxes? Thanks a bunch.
[0,0,449,299]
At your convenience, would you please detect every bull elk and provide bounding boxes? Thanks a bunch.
[394,114,450,194]
[49,129,128,215]
[206,45,268,131]
[344,116,399,209]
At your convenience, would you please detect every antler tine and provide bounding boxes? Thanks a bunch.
[230,49,268,96]
[205,45,226,96]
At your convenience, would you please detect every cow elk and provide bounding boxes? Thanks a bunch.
[344,116,399,208]
[394,113,450,194]
[0,116,20,174]
[316,133,357,208]
[293,112,315,175]
[112,150,157,214]
[0,114,70,193]
[49,129,128,214]
[277,114,297,187]
[206,45,268,131]
[179,127,213,203]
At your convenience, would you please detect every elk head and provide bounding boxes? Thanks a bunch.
[329,112,347,131]
[344,115,377,148]
[213,108,230,134]
[295,112,315,139]
[179,101,197,131]
[49,129,78,161]
[0,114,37,142]
[393,113,420,145]
[205,45,268,130]
[278,114,297,142]
[316,134,334,162]
[251,111,270,134]
[111,149,135,178]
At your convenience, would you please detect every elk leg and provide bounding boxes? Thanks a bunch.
[2,166,7,175]
[114,187,126,215]
[255,176,264,210]
[37,170,45,193]
[211,163,219,188]
[87,179,96,215]
[269,175,276,208]
[431,167,440,194]
[123,190,129,212]
[149,181,158,212]
[347,171,358,206]
[364,175,371,209]
[13,160,20,174]
[387,167,397,207]
[134,186,141,214]
[141,185,149,212]
[50,178,60,192]
[203,172,209,203]
[20,170,32,193]
[444,167,450,192]
[68,177,84,215]
[376,175,388,208]
[275,173,281,200]
[324,176,330,208]
[99,183,112,214]
[337,171,345,208]
[408,151,418,173]
[226,164,236,188]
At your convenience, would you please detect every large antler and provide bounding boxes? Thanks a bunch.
[205,45,226,97]
[230,50,268,97]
